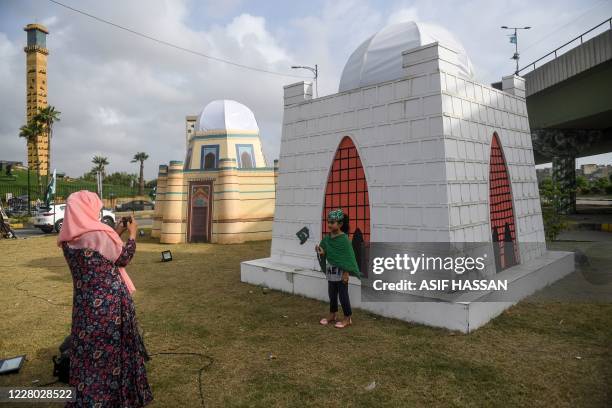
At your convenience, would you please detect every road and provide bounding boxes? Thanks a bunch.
[13,218,153,239]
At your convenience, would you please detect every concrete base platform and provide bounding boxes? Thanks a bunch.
[240,250,575,333]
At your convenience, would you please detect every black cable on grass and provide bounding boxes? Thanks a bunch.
[32,352,213,405]
[14,279,71,307]
[148,351,214,408]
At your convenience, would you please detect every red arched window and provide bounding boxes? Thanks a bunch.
[322,136,370,242]
[489,133,519,270]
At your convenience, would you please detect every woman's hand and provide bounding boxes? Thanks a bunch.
[342,271,349,284]
[126,216,138,240]
[315,245,325,256]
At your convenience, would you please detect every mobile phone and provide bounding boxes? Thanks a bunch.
[122,216,132,228]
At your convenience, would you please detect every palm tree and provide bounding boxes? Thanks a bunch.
[34,105,61,185]
[131,152,149,195]
[19,121,43,193]
[92,156,109,178]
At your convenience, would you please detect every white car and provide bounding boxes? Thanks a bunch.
[32,204,116,233]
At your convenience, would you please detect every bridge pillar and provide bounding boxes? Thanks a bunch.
[533,129,606,215]
[552,155,576,215]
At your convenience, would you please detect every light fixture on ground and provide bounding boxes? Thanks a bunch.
[161,250,172,262]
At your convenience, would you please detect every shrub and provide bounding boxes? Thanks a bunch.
[539,180,567,241]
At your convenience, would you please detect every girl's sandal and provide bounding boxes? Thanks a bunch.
[320,316,336,325]
[334,317,352,328]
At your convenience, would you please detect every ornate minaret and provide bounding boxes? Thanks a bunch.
[24,23,49,176]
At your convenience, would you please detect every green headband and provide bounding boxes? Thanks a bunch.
[327,208,344,222]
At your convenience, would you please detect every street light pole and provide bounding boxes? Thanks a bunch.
[290,64,318,98]
[501,25,531,74]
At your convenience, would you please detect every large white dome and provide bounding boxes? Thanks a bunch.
[338,21,474,92]
[196,99,259,132]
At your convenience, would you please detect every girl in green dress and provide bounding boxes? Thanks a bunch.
[315,208,362,328]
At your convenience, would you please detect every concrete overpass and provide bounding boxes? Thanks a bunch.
[517,18,612,212]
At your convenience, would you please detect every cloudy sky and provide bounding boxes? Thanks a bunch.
[1,0,610,179]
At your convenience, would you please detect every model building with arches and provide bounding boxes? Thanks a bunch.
[242,21,574,332]
[152,99,277,244]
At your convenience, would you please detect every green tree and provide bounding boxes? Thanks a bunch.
[80,170,97,182]
[92,156,109,178]
[540,179,567,241]
[104,171,138,187]
[19,121,44,192]
[594,177,609,195]
[539,177,552,190]
[576,175,588,194]
[33,105,61,185]
[131,152,149,195]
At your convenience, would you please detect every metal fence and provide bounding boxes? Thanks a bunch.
[0,181,149,216]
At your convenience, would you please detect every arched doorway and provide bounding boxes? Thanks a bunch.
[322,136,370,272]
[489,133,519,271]
[189,182,213,242]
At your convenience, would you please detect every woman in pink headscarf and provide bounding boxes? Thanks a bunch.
[58,191,153,407]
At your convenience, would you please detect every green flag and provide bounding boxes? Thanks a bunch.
[45,169,56,206]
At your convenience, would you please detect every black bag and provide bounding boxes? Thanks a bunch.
[51,326,149,384]
[52,335,71,384]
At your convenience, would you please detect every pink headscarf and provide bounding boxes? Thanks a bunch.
[57,190,135,293]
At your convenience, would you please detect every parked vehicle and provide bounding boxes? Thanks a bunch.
[115,200,154,211]
[32,204,116,233]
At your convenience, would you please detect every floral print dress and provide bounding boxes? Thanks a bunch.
[62,238,153,407]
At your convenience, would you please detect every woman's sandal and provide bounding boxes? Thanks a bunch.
[334,317,352,328]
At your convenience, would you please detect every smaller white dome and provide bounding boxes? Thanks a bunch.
[196,100,259,132]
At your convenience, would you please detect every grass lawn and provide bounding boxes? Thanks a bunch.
[1,235,611,407]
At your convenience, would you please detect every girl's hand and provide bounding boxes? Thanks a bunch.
[315,245,325,256]
[342,271,349,284]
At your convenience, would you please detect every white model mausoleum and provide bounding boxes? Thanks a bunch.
[241,21,575,332]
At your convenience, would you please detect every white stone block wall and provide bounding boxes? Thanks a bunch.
[436,51,545,262]
[272,42,545,268]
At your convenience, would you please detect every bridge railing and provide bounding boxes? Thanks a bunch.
[518,17,612,75]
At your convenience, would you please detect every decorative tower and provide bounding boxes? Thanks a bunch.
[24,23,50,176]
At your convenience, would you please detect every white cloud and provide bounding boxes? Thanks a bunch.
[226,14,289,64]
[387,7,419,25]
[42,15,58,28]
[94,107,123,126]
